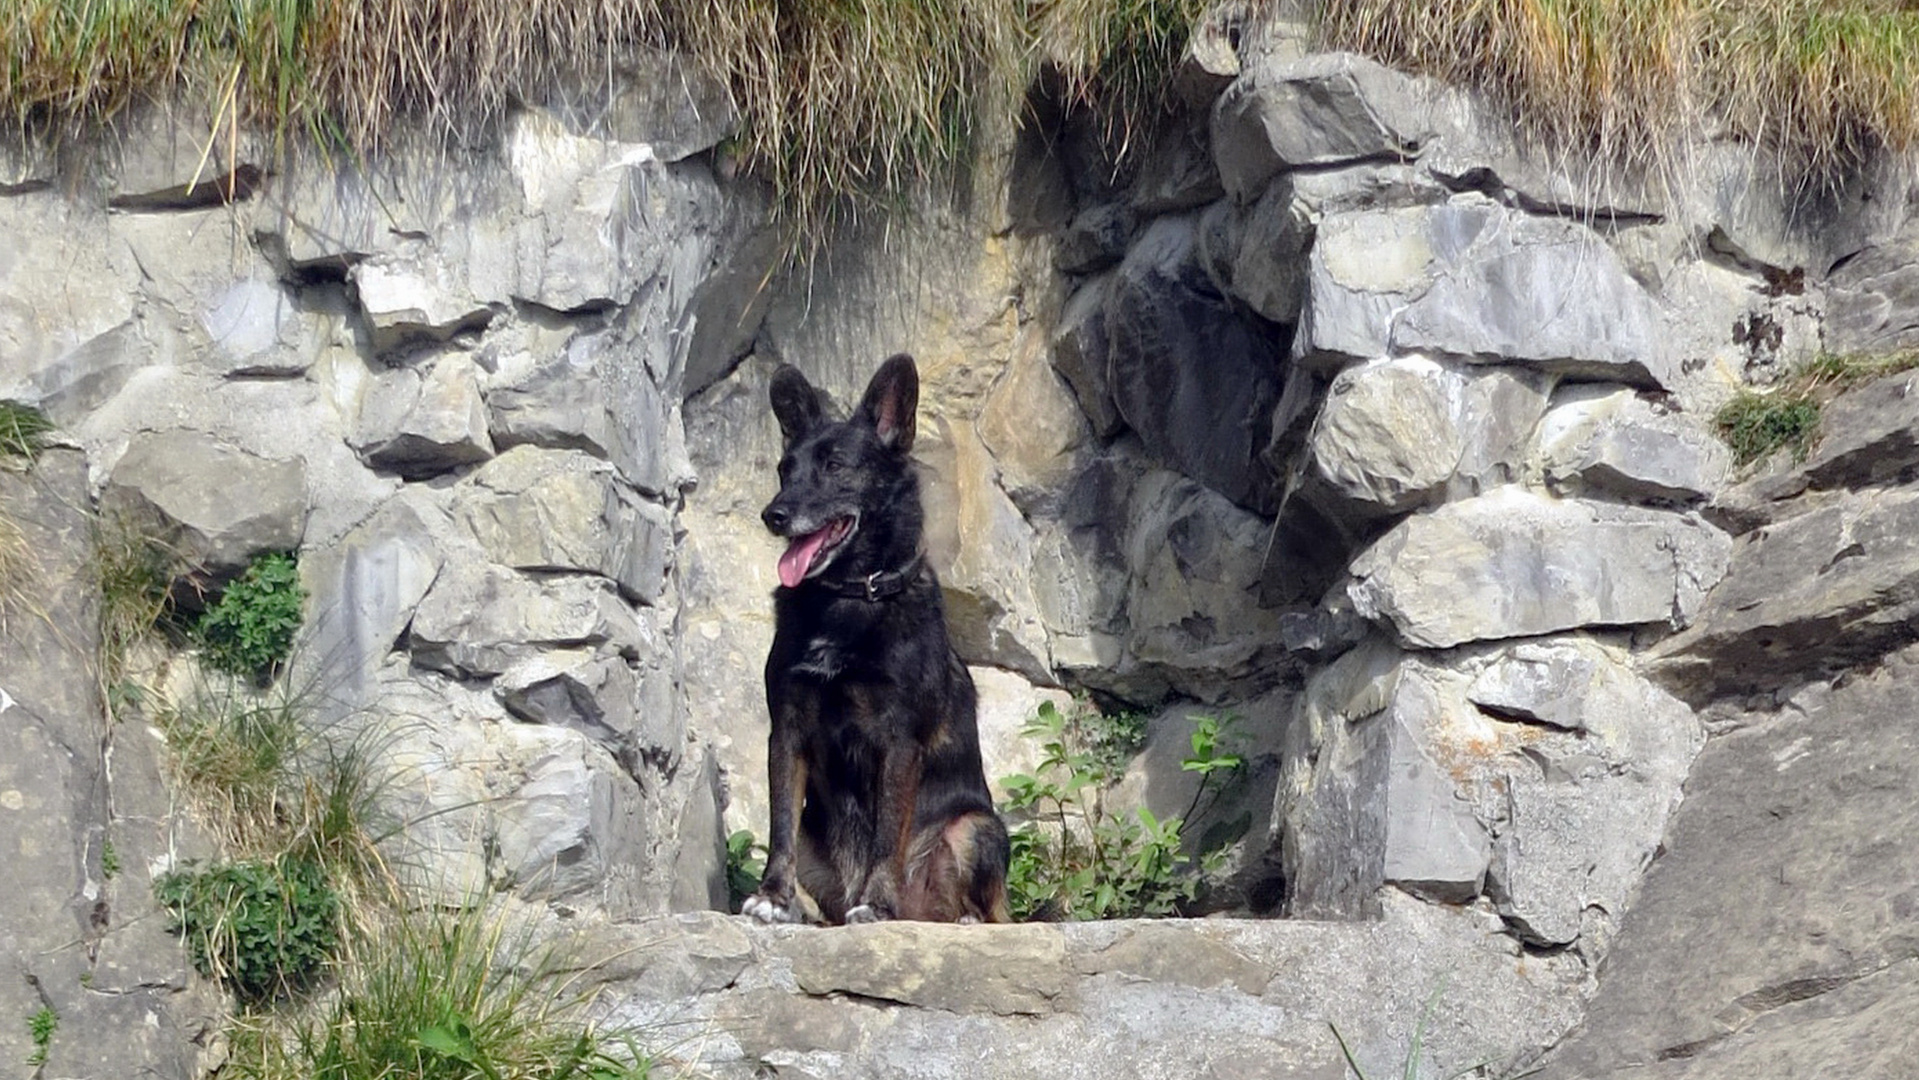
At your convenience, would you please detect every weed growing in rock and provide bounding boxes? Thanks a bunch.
[1715,391,1820,465]
[725,829,766,914]
[157,855,341,1002]
[154,680,395,908]
[92,512,184,713]
[1329,978,1485,1080]
[224,906,652,1080]
[25,1005,56,1067]
[196,551,305,679]
[0,402,52,461]
[999,699,1243,920]
[101,838,120,880]
[1714,349,1919,466]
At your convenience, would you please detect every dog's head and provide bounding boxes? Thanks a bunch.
[761,354,922,589]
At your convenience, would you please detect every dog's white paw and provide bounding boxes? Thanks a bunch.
[844,904,889,924]
[957,914,980,926]
[742,894,804,924]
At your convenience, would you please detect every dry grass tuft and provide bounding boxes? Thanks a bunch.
[1318,0,1919,183]
[4,0,1207,238]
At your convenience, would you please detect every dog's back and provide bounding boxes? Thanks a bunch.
[745,355,1011,925]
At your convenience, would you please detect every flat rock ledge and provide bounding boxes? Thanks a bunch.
[558,895,1586,1080]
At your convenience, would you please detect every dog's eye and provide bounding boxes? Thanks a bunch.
[821,458,842,475]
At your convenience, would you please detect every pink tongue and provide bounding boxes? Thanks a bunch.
[778,527,833,588]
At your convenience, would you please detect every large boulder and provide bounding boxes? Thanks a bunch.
[1537,385,1730,503]
[1348,490,1731,649]
[1275,635,1701,954]
[1650,486,1919,703]
[1211,52,1434,201]
[1538,645,1919,1079]
[1308,355,1548,514]
[0,449,226,1080]
[1294,198,1671,387]
[102,429,308,574]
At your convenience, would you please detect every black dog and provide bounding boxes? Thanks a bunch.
[742,354,1011,925]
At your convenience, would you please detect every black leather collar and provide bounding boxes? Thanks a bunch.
[819,552,925,602]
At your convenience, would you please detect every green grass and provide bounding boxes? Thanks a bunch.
[1318,0,1919,182]
[1714,350,1919,466]
[92,511,184,713]
[225,907,651,1080]
[0,403,53,461]
[4,0,1206,239]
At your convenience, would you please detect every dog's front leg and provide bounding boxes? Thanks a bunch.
[845,740,922,924]
[744,714,810,924]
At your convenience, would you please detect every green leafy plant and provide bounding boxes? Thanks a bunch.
[725,829,766,914]
[195,551,306,678]
[225,907,651,1080]
[155,855,341,1002]
[26,1005,56,1067]
[998,700,1243,921]
[101,838,121,880]
[0,402,52,461]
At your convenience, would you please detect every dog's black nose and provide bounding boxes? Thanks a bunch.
[762,505,790,533]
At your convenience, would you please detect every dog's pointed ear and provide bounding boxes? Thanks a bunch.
[769,364,827,447]
[855,353,918,452]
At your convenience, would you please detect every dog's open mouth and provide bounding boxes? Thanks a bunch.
[777,515,856,588]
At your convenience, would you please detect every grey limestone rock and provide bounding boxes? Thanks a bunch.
[1105,215,1287,513]
[1349,490,1731,649]
[1295,199,1670,387]
[409,561,644,678]
[1211,52,1434,202]
[102,428,308,574]
[353,355,496,478]
[1650,486,1919,703]
[1538,385,1730,503]
[1538,648,1919,1079]
[0,449,227,1080]
[456,445,672,604]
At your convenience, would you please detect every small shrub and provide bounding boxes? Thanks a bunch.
[196,551,305,678]
[26,1005,56,1067]
[0,402,52,461]
[155,855,341,1002]
[726,829,766,914]
[998,700,1243,921]
[101,838,120,880]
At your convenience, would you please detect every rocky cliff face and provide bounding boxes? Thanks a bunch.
[5,10,1919,1079]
